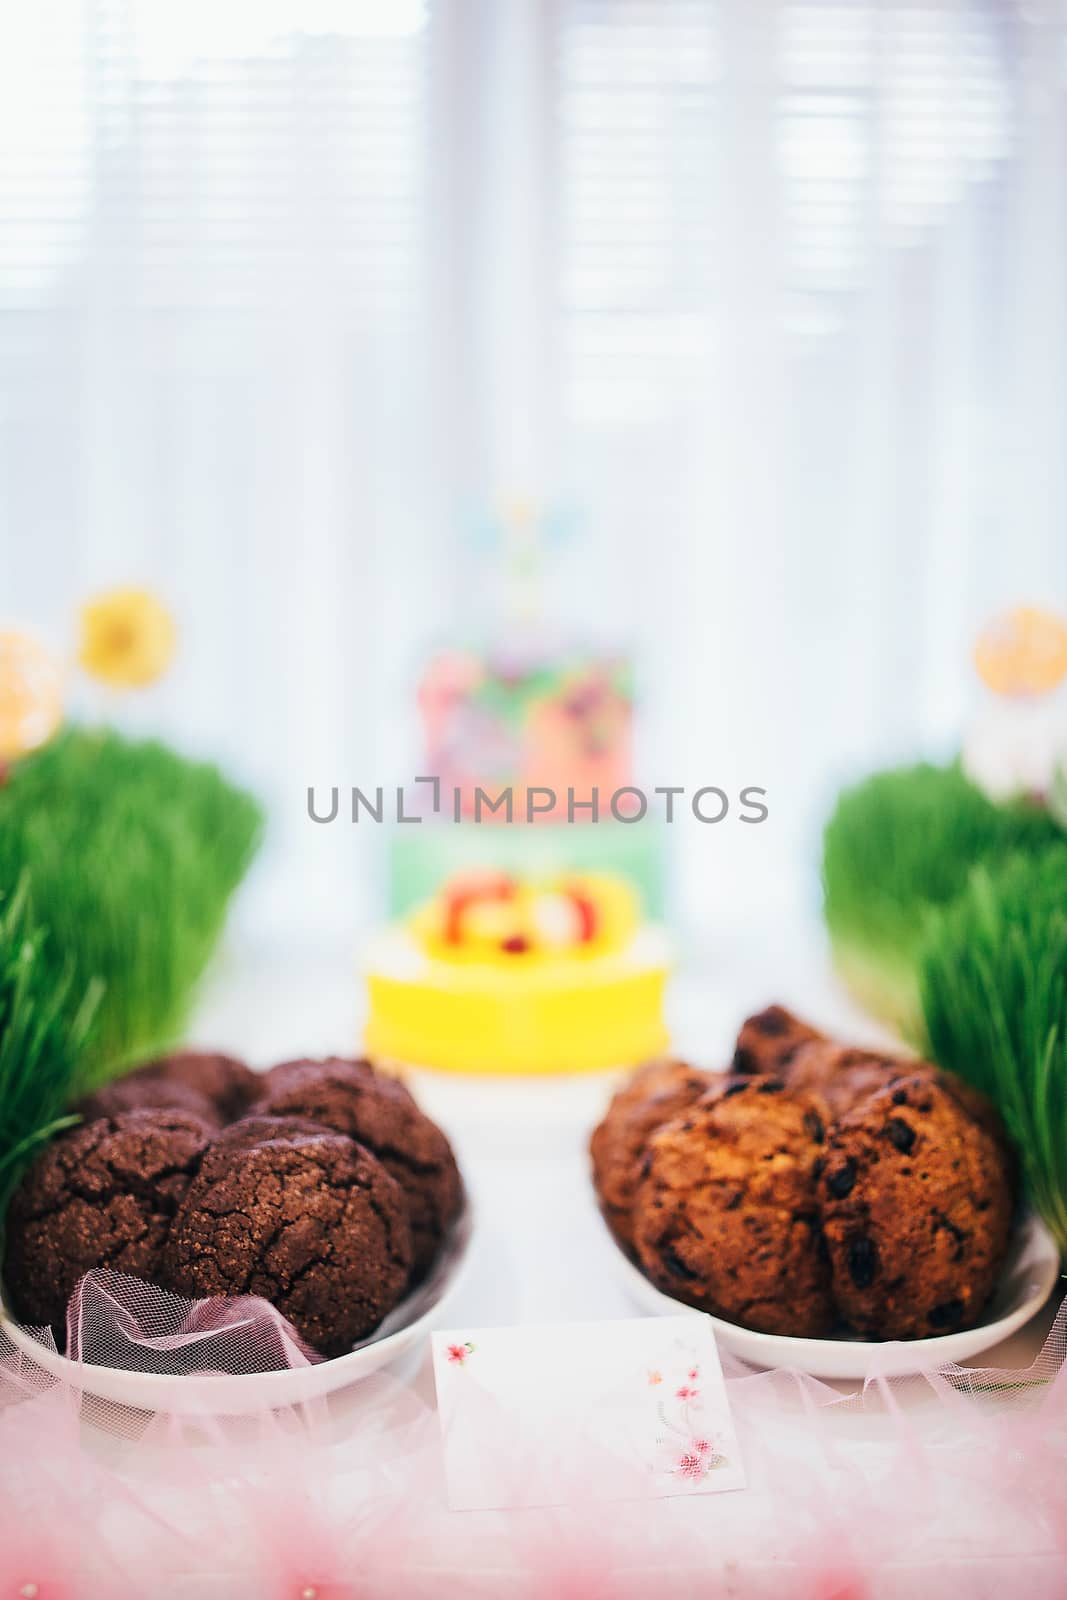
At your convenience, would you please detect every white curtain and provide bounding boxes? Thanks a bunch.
[2,0,1065,943]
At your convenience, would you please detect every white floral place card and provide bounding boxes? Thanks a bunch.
[431,1316,745,1511]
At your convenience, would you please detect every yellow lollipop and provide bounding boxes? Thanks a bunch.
[78,587,176,689]
[0,630,64,762]
[974,606,1067,697]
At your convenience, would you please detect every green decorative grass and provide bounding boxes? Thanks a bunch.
[0,877,101,1214]
[822,763,1061,1037]
[0,726,263,1082]
[919,848,1067,1254]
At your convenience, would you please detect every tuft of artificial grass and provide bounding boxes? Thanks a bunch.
[919,848,1067,1254]
[0,726,263,1082]
[822,763,1062,1037]
[0,876,101,1215]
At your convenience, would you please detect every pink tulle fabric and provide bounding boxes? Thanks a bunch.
[65,1268,323,1373]
[0,1270,1065,1599]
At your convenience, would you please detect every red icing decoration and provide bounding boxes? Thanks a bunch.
[442,871,517,943]
[565,886,599,943]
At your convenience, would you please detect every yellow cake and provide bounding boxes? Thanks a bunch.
[363,869,670,1075]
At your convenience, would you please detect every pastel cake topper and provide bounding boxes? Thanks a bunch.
[962,604,1067,808]
[974,606,1067,698]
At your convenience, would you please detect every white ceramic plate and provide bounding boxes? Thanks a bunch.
[608,1212,1061,1380]
[0,1204,474,1414]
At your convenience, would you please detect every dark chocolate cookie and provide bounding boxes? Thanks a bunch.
[631,1078,834,1337]
[3,1110,213,1331]
[589,1059,715,1254]
[732,1005,826,1079]
[162,1118,414,1358]
[76,1051,259,1127]
[250,1058,461,1280]
[820,1073,1013,1338]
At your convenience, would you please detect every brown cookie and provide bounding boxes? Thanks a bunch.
[76,1051,259,1127]
[820,1073,1013,1339]
[752,1033,1013,1165]
[631,1078,834,1337]
[162,1118,413,1358]
[195,1114,335,1152]
[3,1110,213,1332]
[932,1070,1016,1174]
[589,1059,715,1254]
[782,1041,905,1119]
[732,1006,826,1079]
[249,1058,461,1281]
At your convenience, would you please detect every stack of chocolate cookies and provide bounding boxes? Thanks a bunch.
[3,1053,463,1359]
[591,1008,1016,1341]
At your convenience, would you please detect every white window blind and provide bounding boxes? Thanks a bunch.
[558,0,723,427]
[779,1,1013,303]
[2,0,1066,941]
[0,0,434,947]
[552,0,1064,929]
[0,0,426,316]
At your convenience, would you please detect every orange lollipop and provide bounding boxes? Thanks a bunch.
[0,630,64,763]
[974,606,1067,697]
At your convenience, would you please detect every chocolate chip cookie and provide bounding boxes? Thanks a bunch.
[732,1005,826,1079]
[631,1078,834,1337]
[589,1059,714,1254]
[820,1073,1013,1338]
[781,1041,904,1118]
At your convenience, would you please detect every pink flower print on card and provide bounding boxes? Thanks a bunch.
[672,1441,724,1484]
[446,1341,476,1366]
[653,1353,732,1484]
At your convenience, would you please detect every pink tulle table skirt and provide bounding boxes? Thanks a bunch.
[1,1267,1065,1599]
